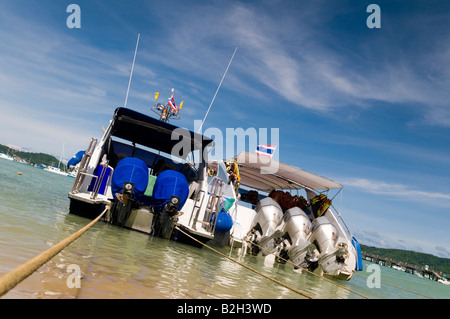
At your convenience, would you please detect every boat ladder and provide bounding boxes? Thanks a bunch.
[203,178,223,233]
[189,178,223,233]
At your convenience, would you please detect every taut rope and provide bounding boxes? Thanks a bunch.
[0,206,109,297]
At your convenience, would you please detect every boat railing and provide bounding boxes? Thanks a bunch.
[189,189,206,230]
[204,177,223,233]
[189,177,223,233]
[71,138,97,194]
[89,162,111,200]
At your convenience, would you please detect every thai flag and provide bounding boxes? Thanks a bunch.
[168,95,177,112]
[256,145,276,158]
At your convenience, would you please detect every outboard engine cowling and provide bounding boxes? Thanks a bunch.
[152,170,189,213]
[310,216,349,276]
[110,158,149,226]
[151,170,189,238]
[247,197,283,255]
[252,197,284,237]
[282,207,312,246]
[111,157,149,201]
[280,207,317,269]
[310,216,338,255]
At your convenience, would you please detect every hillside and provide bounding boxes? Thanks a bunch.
[0,144,65,168]
[360,244,450,275]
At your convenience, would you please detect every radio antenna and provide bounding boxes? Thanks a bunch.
[124,32,140,108]
[197,46,238,133]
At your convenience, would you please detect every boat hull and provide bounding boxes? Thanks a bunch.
[69,196,106,219]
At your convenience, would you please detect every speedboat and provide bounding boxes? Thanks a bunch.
[0,153,14,161]
[68,103,232,247]
[231,152,362,280]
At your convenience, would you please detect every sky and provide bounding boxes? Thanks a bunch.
[0,0,449,259]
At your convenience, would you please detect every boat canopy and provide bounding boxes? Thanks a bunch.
[110,107,214,160]
[233,152,343,192]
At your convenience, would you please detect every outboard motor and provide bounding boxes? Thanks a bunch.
[110,157,149,226]
[282,207,312,246]
[310,216,349,276]
[151,170,189,238]
[154,195,183,238]
[280,207,318,269]
[110,181,135,226]
[246,197,284,256]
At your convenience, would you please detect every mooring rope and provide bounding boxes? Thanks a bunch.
[174,226,314,299]
[0,206,109,297]
[245,239,370,299]
[248,239,435,299]
[250,238,435,299]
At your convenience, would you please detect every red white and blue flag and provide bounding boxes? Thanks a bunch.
[168,95,177,112]
[256,145,276,158]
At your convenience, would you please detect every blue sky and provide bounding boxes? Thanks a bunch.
[0,0,449,258]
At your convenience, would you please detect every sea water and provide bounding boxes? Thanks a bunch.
[0,159,449,299]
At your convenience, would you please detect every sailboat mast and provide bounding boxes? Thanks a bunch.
[59,143,65,170]
[124,32,141,108]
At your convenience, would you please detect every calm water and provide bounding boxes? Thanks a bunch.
[1,159,449,299]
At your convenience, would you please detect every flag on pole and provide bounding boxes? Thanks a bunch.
[256,145,276,158]
[154,92,159,100]
[179,101,184,110]
[168,95,177,112]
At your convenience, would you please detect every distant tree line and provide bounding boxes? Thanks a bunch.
[0,144,66,169]
[360,244,450,275]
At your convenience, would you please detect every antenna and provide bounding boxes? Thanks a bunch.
[124,32,141,108]
[197,46,238,133]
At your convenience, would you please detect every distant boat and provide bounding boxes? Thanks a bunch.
[44,143,69,176]
[67,169,77,178]
[0,152,14,161]
[44,165,69,176]
[438,279,450,286]
[392,265,405,271]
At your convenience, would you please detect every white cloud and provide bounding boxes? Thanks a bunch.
[140,1,450,125]
[342,177,450,202]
